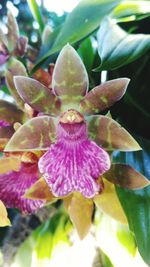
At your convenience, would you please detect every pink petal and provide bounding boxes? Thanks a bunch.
[39,122,110,198]
[0,53,9,65]
[0,162,44,214]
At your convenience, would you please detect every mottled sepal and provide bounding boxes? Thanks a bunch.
[0,126,14,150]
[87,115,141,151]
[0,201,11,227]
[64,192,93,239]
[25,178,56,201]
[0,100,24,124]
[15,36,28,57]
[80,78,130,114]
[14,76,61,115]
[52,44,89,104]
[105,164,150,189]
[5,116,56,151]
[0,162,44,214]
[7,10,19,52]
[94,178,127,224]
[6,58,27,111]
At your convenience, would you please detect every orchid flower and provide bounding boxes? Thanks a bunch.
[4,44,148,198]
[0,44,149,234]
[0,61,54,214]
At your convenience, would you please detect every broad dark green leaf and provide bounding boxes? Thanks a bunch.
[112,1,150,22]
[33,0,122,71]
[97,18,150,70]
[113,137,150,265]
[77,37,97,74]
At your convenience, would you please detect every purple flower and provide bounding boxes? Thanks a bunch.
[0,44,9,66]
[39,113,110,198]
[0,162,44,214]
[4,44,141,212]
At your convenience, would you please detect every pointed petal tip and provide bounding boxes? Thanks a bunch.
[13,75,27,88]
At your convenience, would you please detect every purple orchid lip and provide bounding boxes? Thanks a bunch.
[0,162,44,214]
[39,118,111,199]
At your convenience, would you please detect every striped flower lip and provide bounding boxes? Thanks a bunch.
[39,109,111,198]
[0,162,44,214]
[4,44,142,204]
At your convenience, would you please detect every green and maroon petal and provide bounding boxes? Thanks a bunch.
[6,58,27,111]
[0,124,14,151]
[52,44,89,105]
[105,163,150,189]
[5,116,56,152]
[14,76,61,115]
[7,10,19,52]
[0,100,24,124]
[87,115,141,151]
[80,78,130,114]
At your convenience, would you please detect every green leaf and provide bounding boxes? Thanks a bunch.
[97,18,150,70]
[87,115,141,151]
[27,0,44,33]
[12,212,71,266]
[80,78,130,114]
[5,116,56,152]
[77,36,97,74]
[35,213,70,259]
[116,224,137,256]
[116,186,150,265]
[113,137,150,265]
[33,0,122,71]
[112,1,150,22]
[14,76,61,115]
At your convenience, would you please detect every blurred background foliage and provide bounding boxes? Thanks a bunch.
[1,0,150,267]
